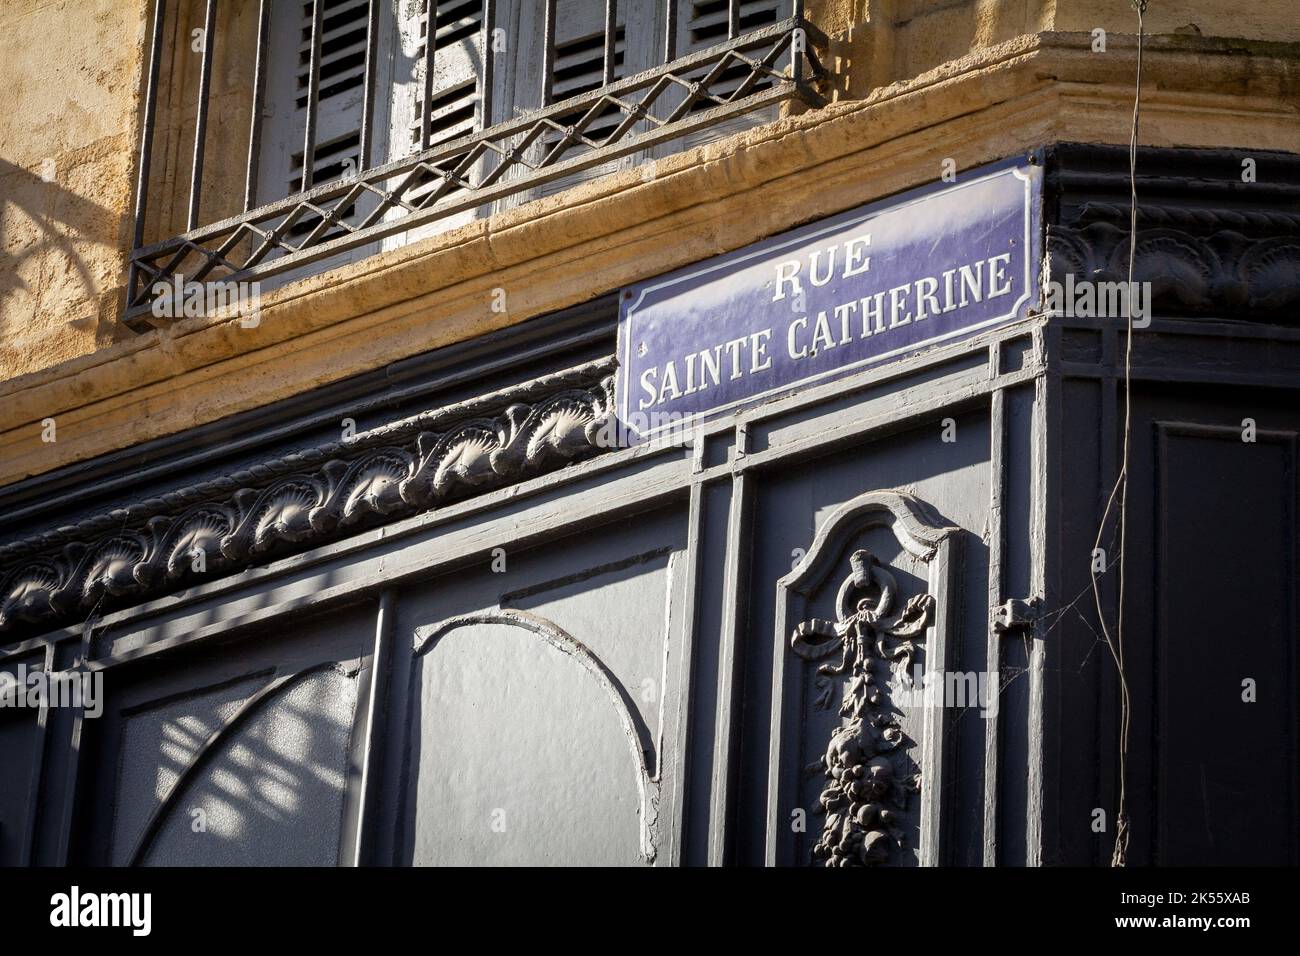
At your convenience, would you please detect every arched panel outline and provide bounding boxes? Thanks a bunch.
[127,661,359,867]
[765,489,963,866]
[413,608,659,863]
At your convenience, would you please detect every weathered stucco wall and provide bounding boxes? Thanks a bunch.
[0,0,1298,487]
[808,0,1300,99]
[0,0,149,377]
[0,0,256,381]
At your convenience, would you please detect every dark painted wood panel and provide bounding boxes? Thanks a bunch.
[1155,424,1296,864]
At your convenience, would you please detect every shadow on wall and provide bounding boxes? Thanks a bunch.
[117,668,357,867]
[0,157,125,368]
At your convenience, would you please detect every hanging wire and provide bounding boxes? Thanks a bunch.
[1089,0,1147,868]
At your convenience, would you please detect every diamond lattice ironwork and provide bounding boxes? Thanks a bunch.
[126,17,826,329]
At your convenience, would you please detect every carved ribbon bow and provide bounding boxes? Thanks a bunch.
[791,549,934,709]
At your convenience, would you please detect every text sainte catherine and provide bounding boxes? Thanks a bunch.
[635,232,1015,412]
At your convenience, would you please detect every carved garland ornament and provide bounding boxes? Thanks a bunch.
[791,549,934,867]
[0,362,617,637]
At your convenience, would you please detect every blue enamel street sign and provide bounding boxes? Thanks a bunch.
[616,156,1042,442]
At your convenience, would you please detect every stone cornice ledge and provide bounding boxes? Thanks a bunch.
[1,30,1297,488]
[0,358,617,638]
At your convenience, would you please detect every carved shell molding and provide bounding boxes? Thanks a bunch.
[0,362,618,638]
[1047,220,1300,316]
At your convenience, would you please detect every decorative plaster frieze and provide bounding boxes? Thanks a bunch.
[1047,219,1300,316]
[0,360,618,637]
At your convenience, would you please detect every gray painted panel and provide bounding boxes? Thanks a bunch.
[411,620,647,866]
[142,668,358,866]
[113,675,267,865]
[396,507,688,865]
[744,411,990,865]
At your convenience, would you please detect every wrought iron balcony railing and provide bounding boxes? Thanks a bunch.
[126,1,827,330]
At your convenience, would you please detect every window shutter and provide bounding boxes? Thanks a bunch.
[498,0,661,203]
[683,0,783,48]
[247,1,791,265]
[258,0,371,213]
[404,0,484,152]
[534,3,630,199]
[253,0,380,278]
[252,1,490,263]
[382,0,491,246]
[666,0,786,152]
[295,0,371,109]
